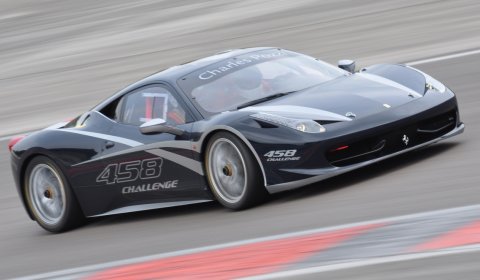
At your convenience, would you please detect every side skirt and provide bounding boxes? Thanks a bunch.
[89,199,212,217]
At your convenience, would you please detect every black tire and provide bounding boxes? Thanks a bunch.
[24,156,85,232]
[205,132,267,210]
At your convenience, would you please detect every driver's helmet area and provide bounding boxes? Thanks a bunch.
[229,66,265,98]
[191,65,271,112]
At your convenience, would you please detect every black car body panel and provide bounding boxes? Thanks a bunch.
[10,47,464,218]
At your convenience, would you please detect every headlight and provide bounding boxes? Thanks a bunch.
[424,73,446,93]
[251,112,326,133]
[407,66,446,93]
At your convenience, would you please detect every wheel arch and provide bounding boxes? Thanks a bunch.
[198,126,267,187]
[18,153,43,220]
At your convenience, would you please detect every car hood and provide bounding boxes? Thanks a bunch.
[241,73,422,121]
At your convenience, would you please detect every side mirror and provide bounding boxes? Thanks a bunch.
[338,59,356,73]
[139,118,184,136]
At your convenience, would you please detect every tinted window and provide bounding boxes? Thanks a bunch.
[117,85,191,126]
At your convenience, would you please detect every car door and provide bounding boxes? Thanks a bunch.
[79,84,211,217]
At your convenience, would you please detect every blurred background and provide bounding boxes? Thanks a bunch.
[1,0,480,135]
[1,0,480,279]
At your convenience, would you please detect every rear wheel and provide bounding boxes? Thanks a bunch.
[24,156,84,232]
[205,132,267,209]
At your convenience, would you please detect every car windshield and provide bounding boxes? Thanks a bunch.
[177,49,346,115]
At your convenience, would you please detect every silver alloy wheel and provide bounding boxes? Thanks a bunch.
[28,163,66,225]
[208,138,247,204]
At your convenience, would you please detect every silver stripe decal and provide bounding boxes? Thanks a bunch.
[147,148,204,175]
[241,105,351,121]
[59,129,143,147]
[90,200,211,217]
[142,140,193,150]
[357,72,423,98]
[72,140,194,166]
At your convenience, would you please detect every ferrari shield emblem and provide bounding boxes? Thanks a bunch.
[402,134,409,146]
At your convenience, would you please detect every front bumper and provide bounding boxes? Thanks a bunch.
[266,122,464,193]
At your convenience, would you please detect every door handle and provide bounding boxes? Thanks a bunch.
[105,141,115,149]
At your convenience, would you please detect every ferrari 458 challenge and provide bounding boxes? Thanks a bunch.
[9,47,464,232]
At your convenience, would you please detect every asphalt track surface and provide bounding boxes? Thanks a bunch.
[1,0,480,279]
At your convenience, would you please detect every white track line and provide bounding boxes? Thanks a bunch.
[242,244,480,280]
[10,203,480,280]
[406,48,480,66]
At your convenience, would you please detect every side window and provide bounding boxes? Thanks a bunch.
[117,86,191,126]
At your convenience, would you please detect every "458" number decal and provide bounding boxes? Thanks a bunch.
[96,157,163,184]
[264,150,297,158]
[263,149,300,162]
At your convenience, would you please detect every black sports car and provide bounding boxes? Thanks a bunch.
[9,47,464,232]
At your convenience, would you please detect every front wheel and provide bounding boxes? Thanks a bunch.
[24,156,85,232]
[205,132,267,210]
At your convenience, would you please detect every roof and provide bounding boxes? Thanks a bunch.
[145,47,277,82]
[93,47,278,111]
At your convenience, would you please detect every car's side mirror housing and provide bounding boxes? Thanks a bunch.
[338,59,356,73]
[140,118,184,136]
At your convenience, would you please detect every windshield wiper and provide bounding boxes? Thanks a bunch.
[236,91,296,110]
